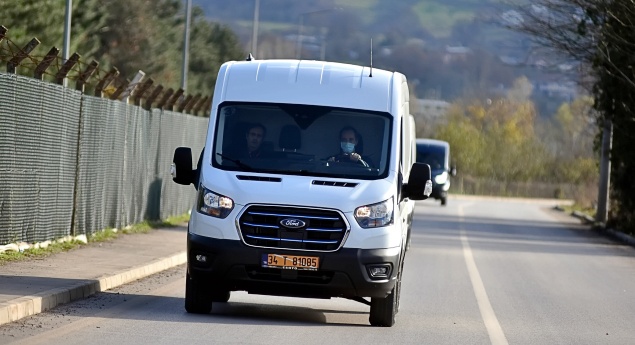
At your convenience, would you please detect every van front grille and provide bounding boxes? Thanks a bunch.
[238,205,347,251]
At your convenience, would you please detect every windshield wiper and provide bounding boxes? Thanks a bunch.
[216,153,253,170]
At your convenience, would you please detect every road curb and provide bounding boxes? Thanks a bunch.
[599,227,635,247]
[553,206,635,248]
[0,251,186,326]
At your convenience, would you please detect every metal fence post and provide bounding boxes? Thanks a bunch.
[165,88,184,111]
[184,94,201,114]
[144,84,164,110]
[132,78,154,106]
[54,52,80,85]
[34,47,60,80]
[109,79,130,100]
[7,38,40,73]
[76,60,99,92]
[177,94,193,112]
[156,88,174,109]
[0,26,7,44]
[94,68,119,98]
[192,96,210,116]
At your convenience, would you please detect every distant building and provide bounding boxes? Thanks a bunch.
[443,45,471,64]
[412,99,450,121]
[411,99,451,135]
[536,81,578,100]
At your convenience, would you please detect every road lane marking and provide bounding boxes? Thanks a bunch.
[459,205,509,345]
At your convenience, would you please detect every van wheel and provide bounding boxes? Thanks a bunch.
[441,197,447,206]
[369,288,397,327]
[184,273,212,314]
[369,267,401,327]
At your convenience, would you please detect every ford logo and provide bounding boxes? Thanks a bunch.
[280,218,305,229]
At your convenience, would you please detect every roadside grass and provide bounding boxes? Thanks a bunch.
[0,240,84,264]
[560,203,596,218]
[0,213,190,266]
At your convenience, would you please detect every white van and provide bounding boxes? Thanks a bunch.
[415,138,456,206]
[171,59,432,327]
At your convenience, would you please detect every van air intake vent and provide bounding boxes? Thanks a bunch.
[237,175,282,182]
[312,180,358,188]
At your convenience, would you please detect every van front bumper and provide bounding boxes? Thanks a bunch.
[187,232,400,299]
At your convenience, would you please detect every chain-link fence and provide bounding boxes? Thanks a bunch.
[0,73,208,245]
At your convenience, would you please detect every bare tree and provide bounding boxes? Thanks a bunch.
[510,0,635,231]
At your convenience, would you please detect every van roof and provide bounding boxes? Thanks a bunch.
[416,138,450,148]
[219,60,403,112]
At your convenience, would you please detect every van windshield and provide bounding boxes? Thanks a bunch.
[416,144,446,171]
[212,102,392,179]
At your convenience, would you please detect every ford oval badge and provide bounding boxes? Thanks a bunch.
[280,218,305,229]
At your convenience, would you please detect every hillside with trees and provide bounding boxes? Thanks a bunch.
[193,0,576,116]
[0,0,245,95]
[506,0,635,234]
[188,0,599,211]
[1,0,604,220]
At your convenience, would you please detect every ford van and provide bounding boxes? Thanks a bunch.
[171,59,432,327]
[415,138,456,206]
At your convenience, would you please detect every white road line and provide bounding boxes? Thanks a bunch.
[459,204,509,345]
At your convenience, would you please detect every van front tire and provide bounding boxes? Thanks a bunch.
[369,285,398,327]
[185,273,212,314]
[369,250,405,327]
[369,264,402,327]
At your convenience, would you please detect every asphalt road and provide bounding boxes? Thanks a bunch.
[2,196,635,344]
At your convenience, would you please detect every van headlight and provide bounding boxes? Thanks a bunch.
[197,185,234,218]
[354,197,393,228]
[434,171,448,185]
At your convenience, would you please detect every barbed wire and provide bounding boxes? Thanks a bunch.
[0,30,211,114]
[1,36,104,82]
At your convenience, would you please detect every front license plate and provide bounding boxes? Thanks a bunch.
[261,254,319,271]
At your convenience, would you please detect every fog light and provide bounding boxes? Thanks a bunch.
[367,264,391,279]
[195,254,207,263]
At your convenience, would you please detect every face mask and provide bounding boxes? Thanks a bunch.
[340,142,355,154]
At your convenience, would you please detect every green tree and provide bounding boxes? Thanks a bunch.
[0,0,244,96]
[593,0,635,232]
[0,0,65,50]
[188,11,245,94]
[510,0,635,232]
[433,77,551,183]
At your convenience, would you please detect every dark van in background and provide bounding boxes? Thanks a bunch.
[415,139,456,206]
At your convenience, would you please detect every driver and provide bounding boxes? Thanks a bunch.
[327,126,370,167]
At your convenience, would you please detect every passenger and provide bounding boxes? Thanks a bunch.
[235,123,269,159]
[327,126,371,167]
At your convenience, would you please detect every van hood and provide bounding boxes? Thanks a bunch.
[200,172,395,213]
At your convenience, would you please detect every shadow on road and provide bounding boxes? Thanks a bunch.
[411,210,635,258]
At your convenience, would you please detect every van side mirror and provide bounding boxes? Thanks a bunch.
[171,147,196,186]
[402,163,433,200]
[450,165,457,177]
